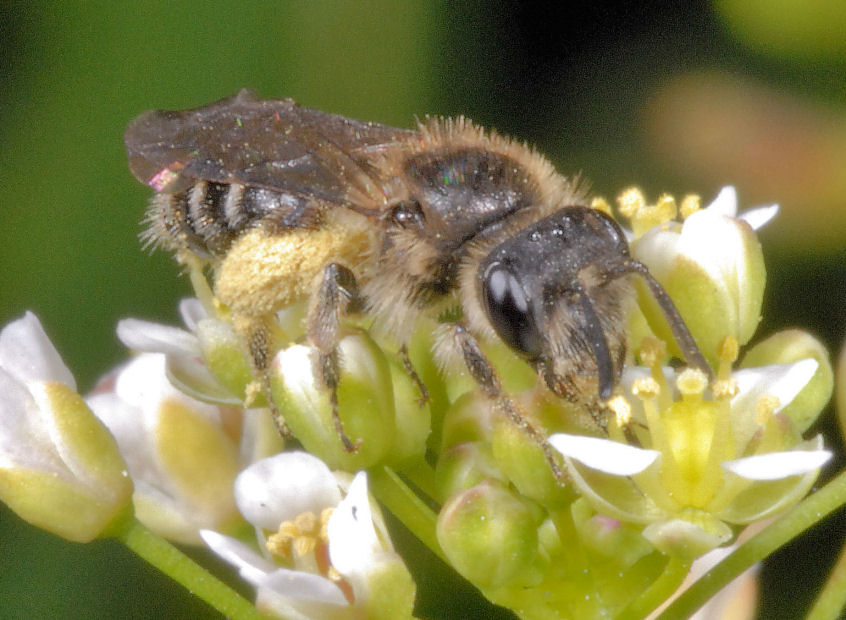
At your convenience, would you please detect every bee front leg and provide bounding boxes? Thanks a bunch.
[450,324,565,482]
[308,263,361,452]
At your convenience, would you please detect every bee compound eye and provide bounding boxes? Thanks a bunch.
[482,263,542,359]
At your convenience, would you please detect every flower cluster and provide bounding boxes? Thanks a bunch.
[0,187,839,619]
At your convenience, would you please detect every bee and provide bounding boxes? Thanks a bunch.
[125,89,711,467]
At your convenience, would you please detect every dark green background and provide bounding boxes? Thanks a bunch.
[2,3,844,618]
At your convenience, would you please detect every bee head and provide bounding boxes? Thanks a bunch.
[478,206,711,401]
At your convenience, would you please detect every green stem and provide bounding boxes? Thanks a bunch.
[369,465,445,562]
[806,538,846,620]
[110,516,266,620]
[659,469,846,619]
[616,556,689,620]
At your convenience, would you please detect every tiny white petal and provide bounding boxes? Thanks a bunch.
[178,298,207,332]
[548,433,660,475]
[723,450,832,480]
[257,569,348,606]
[235,452,342,529]
[328,472,379,576]
[739,204,779,230]
[704,186,738,217]
[733,358,818,414]
[200,529,276,579]
[116,318,201,357]
[0,312,75,390]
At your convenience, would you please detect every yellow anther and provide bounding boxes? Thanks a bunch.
[606,395,632,426]
[293,535,318,557]
[295,511,318,535]
[590,196,613,216]
[320,507,334,541]
[712,378,739,400]
[617,187,646,218]
[640,337,667,368]
[717,336,739,364]
[717,335,739,382]
[266,526,295,558]
[632,377,661,400]
[756,394,780,424]
[676,368,708,397]
[680,194,701,219]
[244,380,263,407]
[655,194,678,223]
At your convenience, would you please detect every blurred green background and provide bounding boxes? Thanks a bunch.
[2,2,845,618]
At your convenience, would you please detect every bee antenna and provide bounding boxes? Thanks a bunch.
[571,284,616,400]
[615,260,714,380]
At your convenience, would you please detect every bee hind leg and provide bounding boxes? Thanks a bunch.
[308,263,361,453]
[450,324,566,483]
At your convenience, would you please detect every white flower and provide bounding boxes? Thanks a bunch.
[631,186,774,357]
[117,298,251,405]
[87,353,242,544]
[201,452,415,619]
[0,312,132,542]
[549,357,831,557]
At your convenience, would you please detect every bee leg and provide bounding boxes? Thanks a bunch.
[450,324,565,482]
[399,344,429,406]
[236,315,292,438]
[308,263,361,453]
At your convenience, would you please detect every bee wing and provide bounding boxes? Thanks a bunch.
[125,89,413,209]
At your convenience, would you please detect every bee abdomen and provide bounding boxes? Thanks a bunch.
[145,181,312,258]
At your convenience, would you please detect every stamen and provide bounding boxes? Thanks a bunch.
[640,337,667,369]
[676,368,707,400]
[293,535,318,557]
[319,507,334,542]
[590,196,613,217]
[607,395,632,427]
[617,187,646,219]
[756,394,780,424]
[712,378,739,401]
[716,336,738,382]
[632,377,661,401]
[679,194,701,219]
[654,194,678,223]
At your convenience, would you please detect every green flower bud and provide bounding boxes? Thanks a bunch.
[437,479,542,587]
[435,442,503,501]
[271,331,395,470]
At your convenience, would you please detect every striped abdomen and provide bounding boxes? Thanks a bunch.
[144,181,314,258]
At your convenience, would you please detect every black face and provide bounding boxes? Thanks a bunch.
[479,206,634,399]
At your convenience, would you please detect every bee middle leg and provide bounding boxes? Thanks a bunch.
[450,324,565,482]
[308,262,361,452]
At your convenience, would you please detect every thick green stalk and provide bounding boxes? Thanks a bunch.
[368,465,445,562]
[806,538,846,620]
[111,516,267,620]
[616,556,690,620]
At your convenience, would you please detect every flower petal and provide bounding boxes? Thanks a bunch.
[739,204,779,230]
[235,452,342,530]
[328,472,380,576]
[116,318,201,358]
[703,186,738,217]
[548,433,660,475]
[722,449,832,480]
[732,359,818,417]
[0,312,75,390]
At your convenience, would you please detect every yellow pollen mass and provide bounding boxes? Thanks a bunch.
[679,194,701,219]
[756,394,780,424]
[633,377,661,400]
[676,368,708,396]
[640,337,667,368]
[655,194,678,222]
[712,378,739,400]
[590,196,613,216]
[607,395,632,426]
[617,187,645,218]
